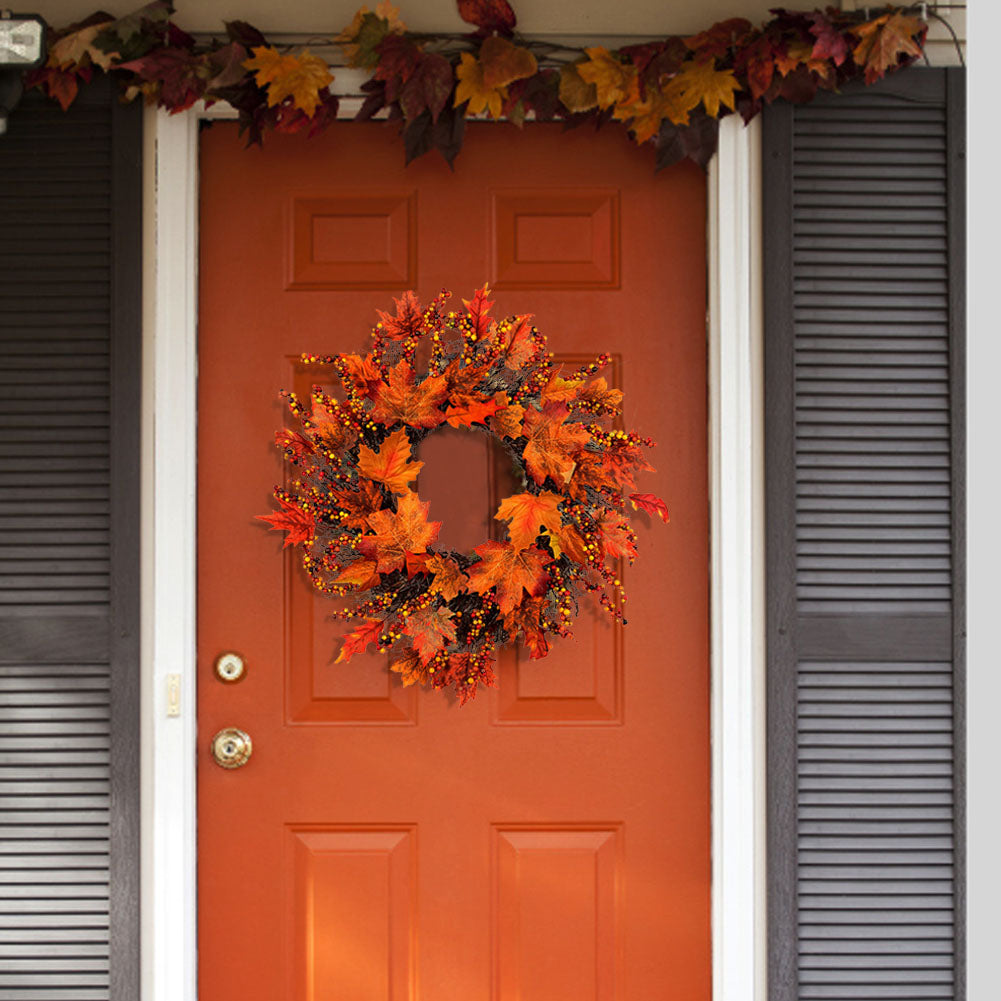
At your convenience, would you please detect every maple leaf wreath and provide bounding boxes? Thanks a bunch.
[258,287,669,705]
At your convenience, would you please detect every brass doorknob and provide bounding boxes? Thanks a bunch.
[210,727,253,769]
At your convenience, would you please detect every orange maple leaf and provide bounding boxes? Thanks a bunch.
[403,605,457,664]
[426,553,468,600]
[360,490,441,574]
[243,46,334,118]
[467,540,550,614]
[376,290,423,340]
[256,497,315,548]
[390,646,428,687]
[275,428,315,462]
[334,558,380,589]
[852,11,924,85]
[445,395,501,428]
[370,360,447,428]
[575,377,623,415]
[335,618,384,663]
[522,403,590,487]
[539,371,585,406]
[629,492,670,523]
[495,491,565,550]
[357,427,423,495]
[577,47,637,109]
[543,521,589,563]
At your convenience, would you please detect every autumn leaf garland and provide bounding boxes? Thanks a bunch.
[25,1,929,169]
[258,286,668,705]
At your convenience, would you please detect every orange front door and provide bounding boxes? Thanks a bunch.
[197,121,709,1000]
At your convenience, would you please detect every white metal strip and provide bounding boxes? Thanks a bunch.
[708,114,766,1001]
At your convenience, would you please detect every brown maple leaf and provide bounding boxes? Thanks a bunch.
[467,540,550,614]
[522,403,590,486]
[370,360,447,428]
[256,497,315,548]
[357,427,423,495]
[308,395,354,451]
[851,11,924,85]
[331,481,385,530]
[494,314,536,369]
[495,490,565,550]
[503,596,550,659]
[275,428,315,462]
[403,605,457,664]
[376,290,423,339]
[335,618,384,663]
[360,490,441,574]
[426,553,468,600]
[490,400,526,439]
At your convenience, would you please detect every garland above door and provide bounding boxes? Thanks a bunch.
[25,0,930,168]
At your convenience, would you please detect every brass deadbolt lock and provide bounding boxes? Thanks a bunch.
[214,651,246,683]
[211,727,253,769]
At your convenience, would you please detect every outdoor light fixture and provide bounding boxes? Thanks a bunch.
[0,11,46,135]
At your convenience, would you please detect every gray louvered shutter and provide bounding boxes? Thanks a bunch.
[0,80,141,999]
[764,69,965,1001]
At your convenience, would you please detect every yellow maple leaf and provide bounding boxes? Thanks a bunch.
[613,85,684,143]
[661,58,740,122]
[454,51,505,119]
[243,46,334,118]
[577,47,637,109]
[49,20,118,71]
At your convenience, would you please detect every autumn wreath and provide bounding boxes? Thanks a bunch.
[258,287,668,704]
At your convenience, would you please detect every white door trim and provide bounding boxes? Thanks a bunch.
[142,105,765,1001]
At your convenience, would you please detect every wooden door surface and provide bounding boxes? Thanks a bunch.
[197,120,709,1000]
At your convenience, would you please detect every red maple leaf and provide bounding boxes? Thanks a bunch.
[462,284,495,337]
[599,512,638,560]
[335,618,384,663]
[467,540,550,614]
[275,428,315,461]
[256,497,315,548]
[375,290,423,339]
[629,492,670,523]
[370,360,448,428]
[808,12,849,66]
[457,0,516,36]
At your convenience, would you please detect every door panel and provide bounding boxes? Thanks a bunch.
[198,121,709,1000]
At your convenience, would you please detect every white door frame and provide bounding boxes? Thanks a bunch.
[141,103,766,1001]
